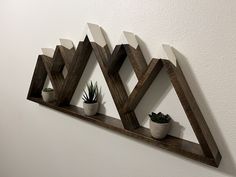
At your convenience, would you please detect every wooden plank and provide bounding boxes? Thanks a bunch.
[91,43,140,130]
[124,45,148,80]
[59,46,75,70]
[107,45,127,75]
[51,46,65,73]
[28,96,219,167]
[27,56,47,98]
[57,36,93,105]
[41,55,64,99]
[162,59,221,165]
[122,59,163,113]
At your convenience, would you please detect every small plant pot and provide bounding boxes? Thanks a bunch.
[149,119,171,139]
[83,102,99,116]
[42,90,55,102]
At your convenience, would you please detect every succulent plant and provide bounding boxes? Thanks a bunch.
[149,112,171,124]
[43,88,54,92]
[82,81,98,103]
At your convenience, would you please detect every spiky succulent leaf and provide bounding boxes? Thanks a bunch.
[83,81,98,103]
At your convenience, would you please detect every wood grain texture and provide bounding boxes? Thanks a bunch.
[59,45,75,70]
[27,36,221,167]
[57,36,92,105]
[107,45,127,75]
[91,43,140,130]
[162,59,221,165]
[51,46,65,73]
[123,59,163,113]
[27,55,47,98]
[124,45,148,80]
[41,55,64,99]
[28,96,220,167]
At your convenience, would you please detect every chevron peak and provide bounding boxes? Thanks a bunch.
[80,23,107,47]
[162,44,177,66]
[60,39,74,49]
[119,31,139,49]
[41,48,55,58]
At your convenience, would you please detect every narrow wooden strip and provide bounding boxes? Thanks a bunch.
[27,56,47,98]
[28,96,219,167]
[59,46,75,70]
[41,55,64,98]
[91,43,140,130]
[162,59,221,165]
[57,36,93,105]
[124,45,148,80]
[123,59,163,113]
[51,46,65,73]
[107,45,127,75]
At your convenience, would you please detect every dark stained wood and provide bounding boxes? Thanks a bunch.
[57,36,92,105]
[28,96,220,167]
[51,46,65,73]
[91,43,140,130]
[123,59,163,113]
[27,55,47,98]
[41,55,64,99]
[27,36,221,167]
[107,45,127,75]
[162,59,221,165]
[124,45,148,80]
[59,46,75,70]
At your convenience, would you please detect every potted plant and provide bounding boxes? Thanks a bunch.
[42,88,55,102]
[82,81,99,116]
[149,112,172,139]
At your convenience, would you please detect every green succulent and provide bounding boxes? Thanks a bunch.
[43,88,54,92]
[82,81,98,103]
[149,112,171,124]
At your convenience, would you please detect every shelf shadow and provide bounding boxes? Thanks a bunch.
[135,67,172,125]
[173,48,236,176]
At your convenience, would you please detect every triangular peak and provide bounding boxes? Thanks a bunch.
[59,39,75,49]
[162,44,177,66]
[27,23,221,167]
[41,48,55,58]
[119,31,139,49]
[80,23,107,47]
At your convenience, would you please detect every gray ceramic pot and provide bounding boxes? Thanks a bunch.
[149,119,171,139]
[42,90,55,102]
[83,102,99,116]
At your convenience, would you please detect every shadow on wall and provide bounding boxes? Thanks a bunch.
[173,48,236,176]
[134,69,172,125]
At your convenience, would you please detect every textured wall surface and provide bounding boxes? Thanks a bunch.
[0,0,236,177]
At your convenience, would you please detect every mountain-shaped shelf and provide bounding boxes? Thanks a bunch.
[27,23,221,167]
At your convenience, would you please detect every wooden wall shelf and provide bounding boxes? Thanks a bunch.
[27,23,221,167]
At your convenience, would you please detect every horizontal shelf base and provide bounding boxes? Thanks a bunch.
[27,96,220,167]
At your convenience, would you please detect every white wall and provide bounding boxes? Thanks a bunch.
[0,0,236,177]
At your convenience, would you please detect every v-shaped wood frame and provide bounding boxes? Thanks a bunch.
[27,23,221,167]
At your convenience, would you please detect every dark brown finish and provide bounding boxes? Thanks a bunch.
[57,36,92,105]
[162,59,221,164]
[91,43,140,130]
[122,59,163,113]
[124,45,148,80]
[59,46,75,70]
[27,36,221,167]
[51,46,65,73]
[27,56,47,98]
[41,55,64,99]
[107,45,127,75]
[27,96,220,167]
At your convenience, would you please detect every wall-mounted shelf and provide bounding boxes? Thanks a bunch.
[27,23,221,167]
